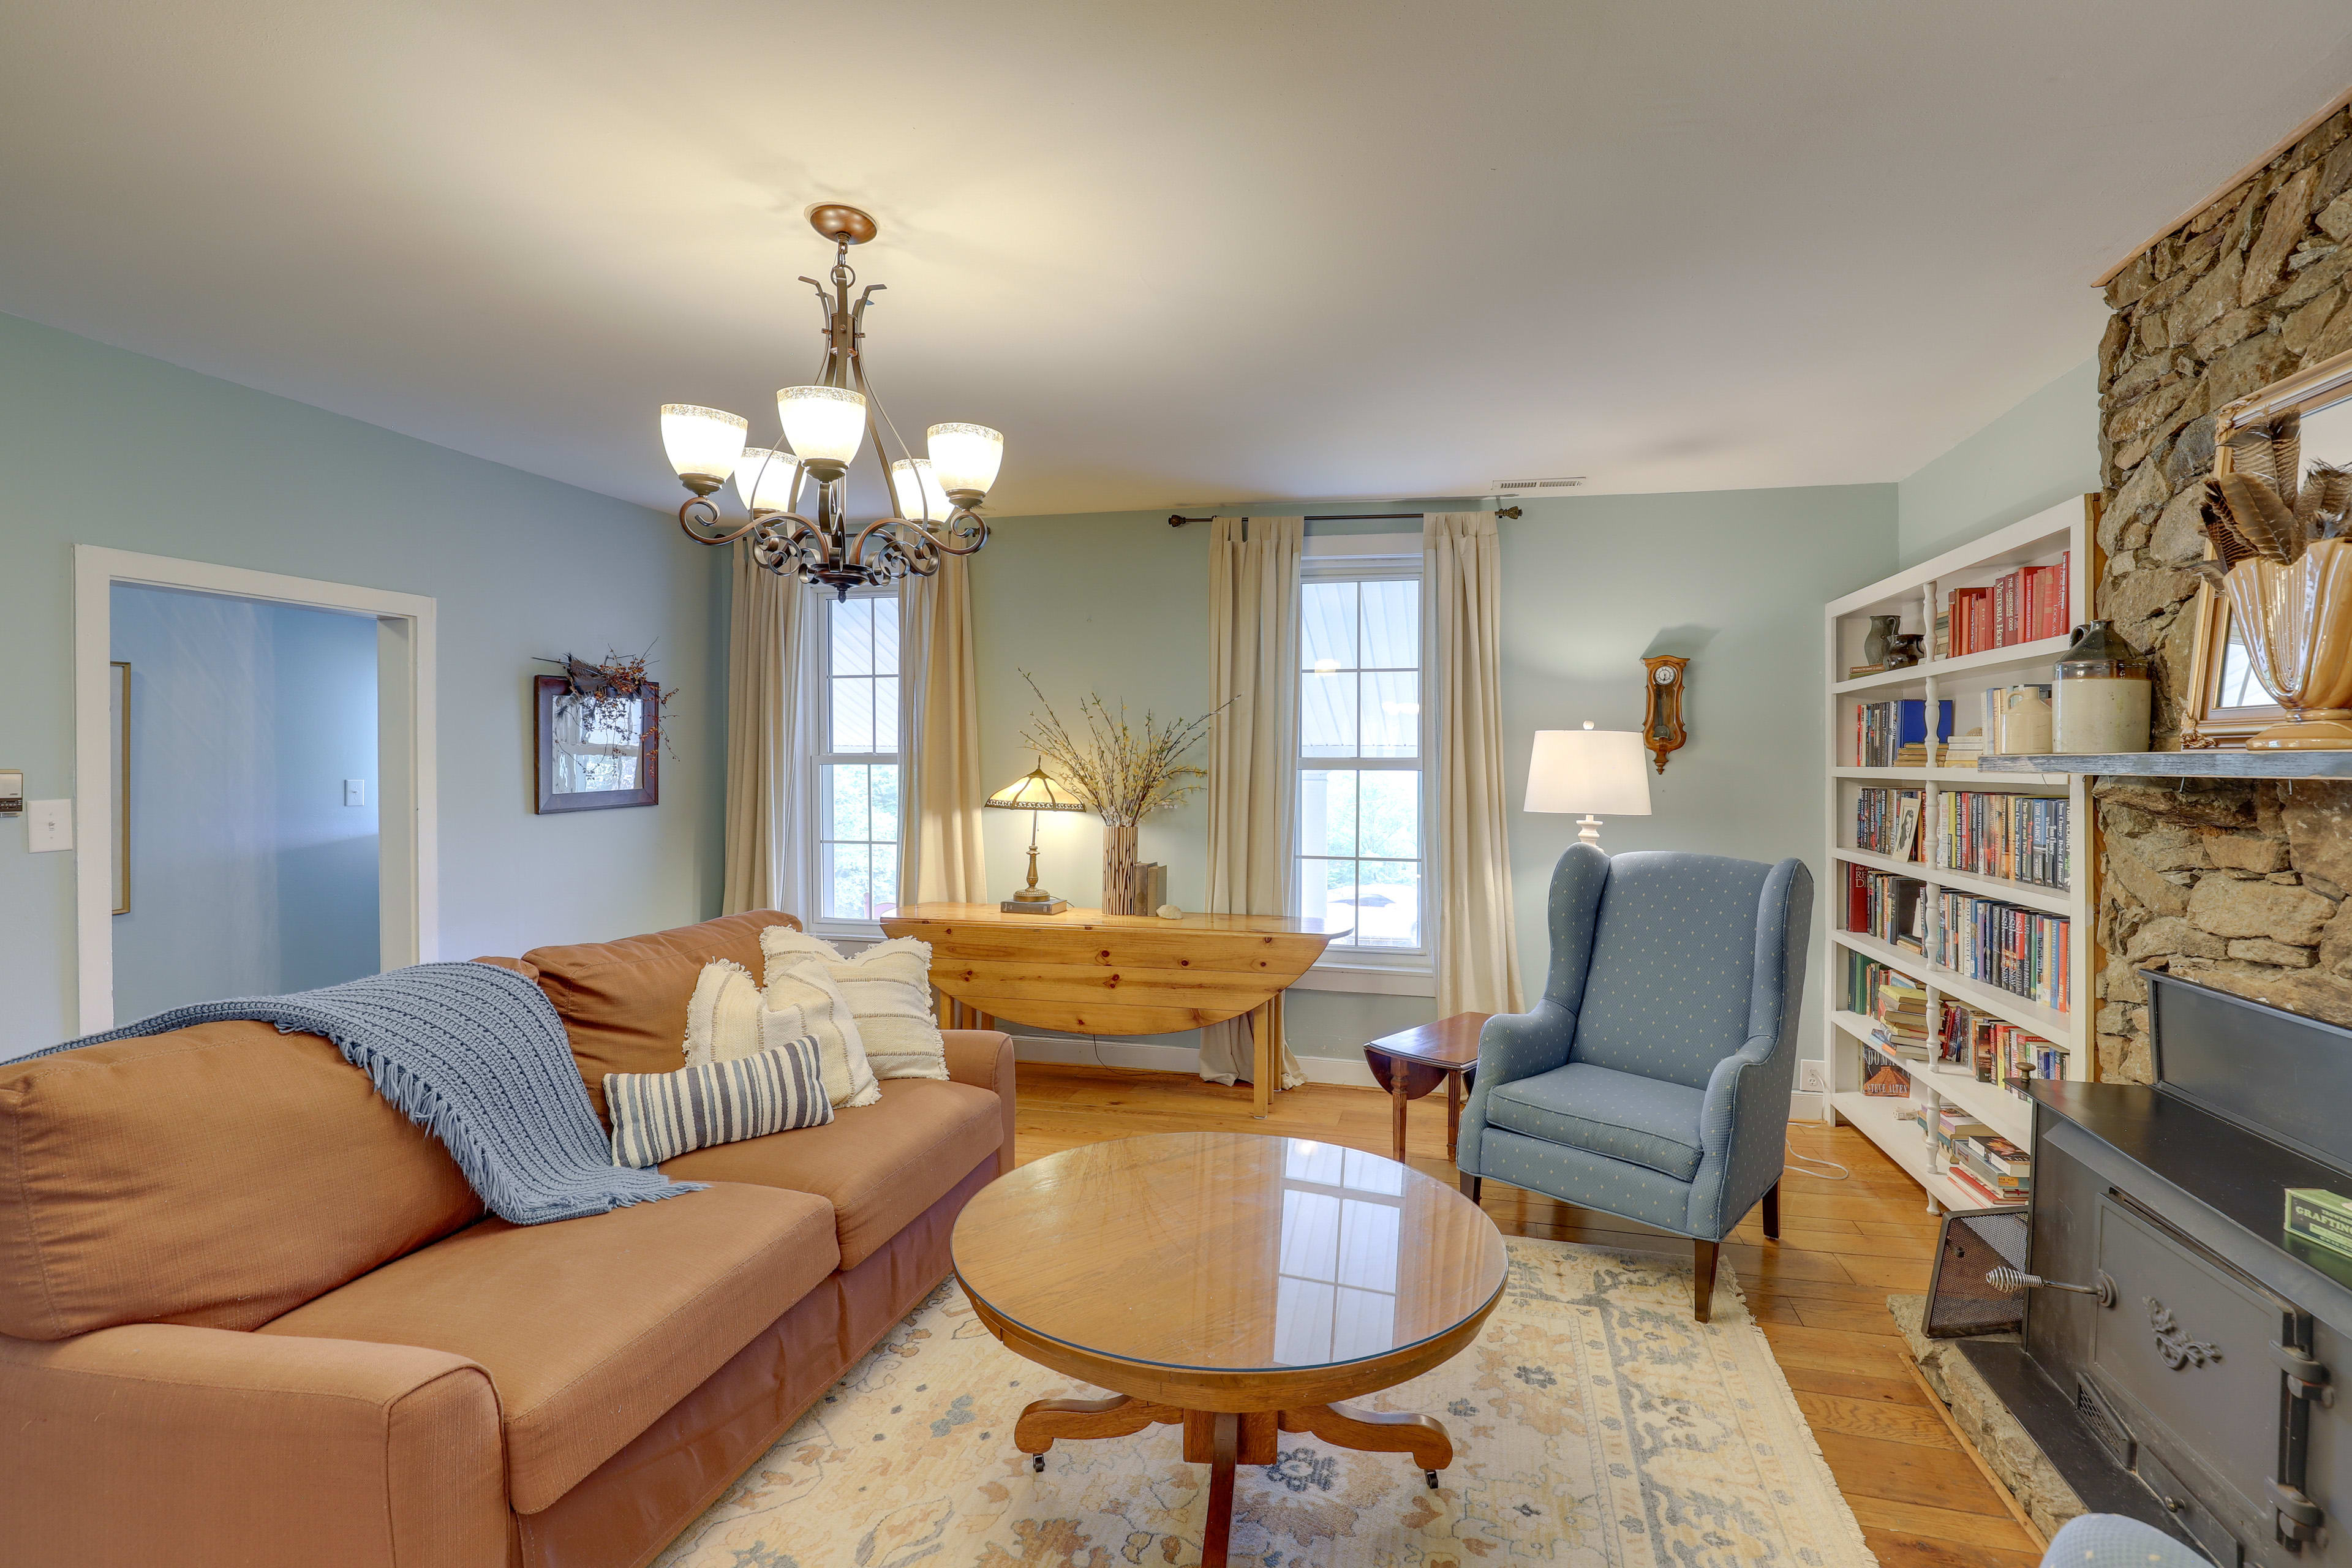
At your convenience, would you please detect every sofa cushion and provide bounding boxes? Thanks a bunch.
[660,1076,1000,1270]
[517,911,802,1123]
[1485,1062,1707,1182]
[0,1022,483,1341]
[258,1181,837,1513]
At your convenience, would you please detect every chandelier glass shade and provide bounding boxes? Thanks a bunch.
[658,205,1001,597]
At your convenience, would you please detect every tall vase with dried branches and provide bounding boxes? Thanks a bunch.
[1019,674,1224,914]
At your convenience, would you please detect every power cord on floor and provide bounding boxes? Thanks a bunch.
[1784,1150,1850,1181]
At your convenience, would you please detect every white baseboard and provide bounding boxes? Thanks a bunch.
[1789,1088,1825,1122]
[1009,1035,1381,1088]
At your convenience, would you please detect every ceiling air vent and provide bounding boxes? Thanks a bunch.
[1492,477,1586,499]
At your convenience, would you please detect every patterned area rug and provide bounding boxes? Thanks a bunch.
[655,1237,1872,1567]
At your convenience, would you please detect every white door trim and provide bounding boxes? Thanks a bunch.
[72,546,439,1032]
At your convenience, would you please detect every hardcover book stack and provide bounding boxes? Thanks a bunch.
[1854,787,1925,861]
[1934,1110,2032,1204]
[1945,554,2069,655]
[1935,791,2070,889]
[1936,894,2071,1011]
[1872,973,1929,1055]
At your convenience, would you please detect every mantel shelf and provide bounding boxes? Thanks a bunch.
[1979,752,2352,780]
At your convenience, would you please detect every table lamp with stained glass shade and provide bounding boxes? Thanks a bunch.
[1523,723,1653,850]
[986,761,1087,914]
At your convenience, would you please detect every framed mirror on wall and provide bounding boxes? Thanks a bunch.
[533,674,659,812]
[2184,348,2352,746]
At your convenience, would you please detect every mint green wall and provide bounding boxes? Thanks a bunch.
[967,488,1898,1063]
[0,311,728,1057]
[1898,360,2100,567]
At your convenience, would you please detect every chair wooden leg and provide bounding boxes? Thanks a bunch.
[1762,1178,1780,1240]
[1692,1239,1719,1324]
[1458,1173,1482,1204]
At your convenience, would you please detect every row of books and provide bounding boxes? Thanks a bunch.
[1936,1000,2068,1097]
[1934,791,2070,890]
[1943,555,2069,657]
[1936,894,2071,1012]
[1853,699,1953,768]
[1844,867,1925,952]
[1854,788,1924,861]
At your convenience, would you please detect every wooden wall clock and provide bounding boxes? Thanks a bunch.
[1642,655,1688,773]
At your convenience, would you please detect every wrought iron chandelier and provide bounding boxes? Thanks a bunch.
[657,203,1001,598]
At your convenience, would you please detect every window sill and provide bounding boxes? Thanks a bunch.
[1291,962,1436,998]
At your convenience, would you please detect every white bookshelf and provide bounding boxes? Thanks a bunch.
[1819,496,2097,1213]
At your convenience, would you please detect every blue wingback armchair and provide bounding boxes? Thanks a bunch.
[1456,843,1813,1321]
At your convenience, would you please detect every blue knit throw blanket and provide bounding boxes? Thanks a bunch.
[40,962,701,1224]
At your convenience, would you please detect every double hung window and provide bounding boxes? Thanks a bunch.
[815,589,900,925]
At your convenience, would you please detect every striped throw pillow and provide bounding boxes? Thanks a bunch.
[605,1036,831,1169]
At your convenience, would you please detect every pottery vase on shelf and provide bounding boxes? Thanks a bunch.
[1863,615,1901,669]
[2221,538,2352,750]
[2052,621,2150,754]
[1101,822,1142,914]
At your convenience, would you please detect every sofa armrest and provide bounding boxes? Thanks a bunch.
[943,1028,1016,1177]
[0,1322,510,1568]
[1455,1000,1577,1177]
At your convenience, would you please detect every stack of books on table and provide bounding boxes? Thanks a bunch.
[1935,1109,2032,1204]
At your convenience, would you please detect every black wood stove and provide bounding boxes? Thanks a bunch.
[1930,970,2352,1565]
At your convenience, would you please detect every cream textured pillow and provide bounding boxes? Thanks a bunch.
[760,929,949,1082]
[683,957,873,1108]
[756,941,883,1107]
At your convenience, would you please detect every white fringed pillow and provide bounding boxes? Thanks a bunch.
[760,928,949,1082]
[683,956,878,1109]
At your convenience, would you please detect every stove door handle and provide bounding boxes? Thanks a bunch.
[2271,1340,2335,1406]
[2268,1477,2323,1541]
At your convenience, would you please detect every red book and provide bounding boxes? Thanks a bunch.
[1948,1165,2011,1207]
[1849,864,1869,932]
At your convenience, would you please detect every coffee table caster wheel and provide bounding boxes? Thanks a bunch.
[1425,1471,1439,1489]
[1032,1454,1046,1473]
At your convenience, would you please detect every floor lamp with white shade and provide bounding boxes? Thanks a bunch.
[1524,723,1653,850]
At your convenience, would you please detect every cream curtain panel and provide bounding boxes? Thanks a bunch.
[1427,511,1525,1016]
[722,550,820,916]
[1200,515,1306,1088]
[900,555,987,906]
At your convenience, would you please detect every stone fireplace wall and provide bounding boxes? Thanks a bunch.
[2093,104,2352,1079]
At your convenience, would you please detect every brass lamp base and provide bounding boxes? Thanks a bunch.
[2247,712,2352,750]
[1002,891,1068,915]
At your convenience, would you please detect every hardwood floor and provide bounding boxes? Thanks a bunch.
[1012,1061,2046,1568]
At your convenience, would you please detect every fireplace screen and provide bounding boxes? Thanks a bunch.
[1924,1205,2030,1338]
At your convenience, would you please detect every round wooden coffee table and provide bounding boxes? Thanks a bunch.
[952,1131,1509,1567]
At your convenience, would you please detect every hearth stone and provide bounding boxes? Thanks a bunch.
[1890,1294,2087,1541]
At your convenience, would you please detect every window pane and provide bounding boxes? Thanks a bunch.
[1297,856,1341,927]
[872,677,900,753]
[869,764,900,842]
[1360,671,1419,758]
[824,764,868,840]
[1299,769,1357,857]
[832,597,875,676]
[1301,669,1358,756]
[1358,770,1419,860]
[823,842,871,921]
[1353,859,1421,947]
[1302,581,1355,673]
[1319,859,1359,944]
[831,676,874,752]
[871,597,900,677]
[870,844,899,918]
[1360,579,1419,669]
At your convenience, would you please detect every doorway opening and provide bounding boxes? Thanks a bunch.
[74,547,437,1033]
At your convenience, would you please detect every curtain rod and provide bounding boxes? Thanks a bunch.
[1165,507,1521,527]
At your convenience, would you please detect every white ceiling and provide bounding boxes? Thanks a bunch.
[4,2,2350,518]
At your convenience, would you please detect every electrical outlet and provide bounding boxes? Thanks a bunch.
[1797,1059,1826,1093]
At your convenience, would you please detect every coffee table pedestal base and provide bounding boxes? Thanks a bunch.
[1014,1395,1451,1567]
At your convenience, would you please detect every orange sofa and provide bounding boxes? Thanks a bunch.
[0,911,1016,1568]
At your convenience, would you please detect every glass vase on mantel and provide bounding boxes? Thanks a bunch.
[1101,823,1142,915]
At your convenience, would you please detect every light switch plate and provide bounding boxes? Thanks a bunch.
[28,799,72,852]
[344,778,367,807]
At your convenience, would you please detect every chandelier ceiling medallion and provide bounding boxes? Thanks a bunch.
[657,203,1003,598]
